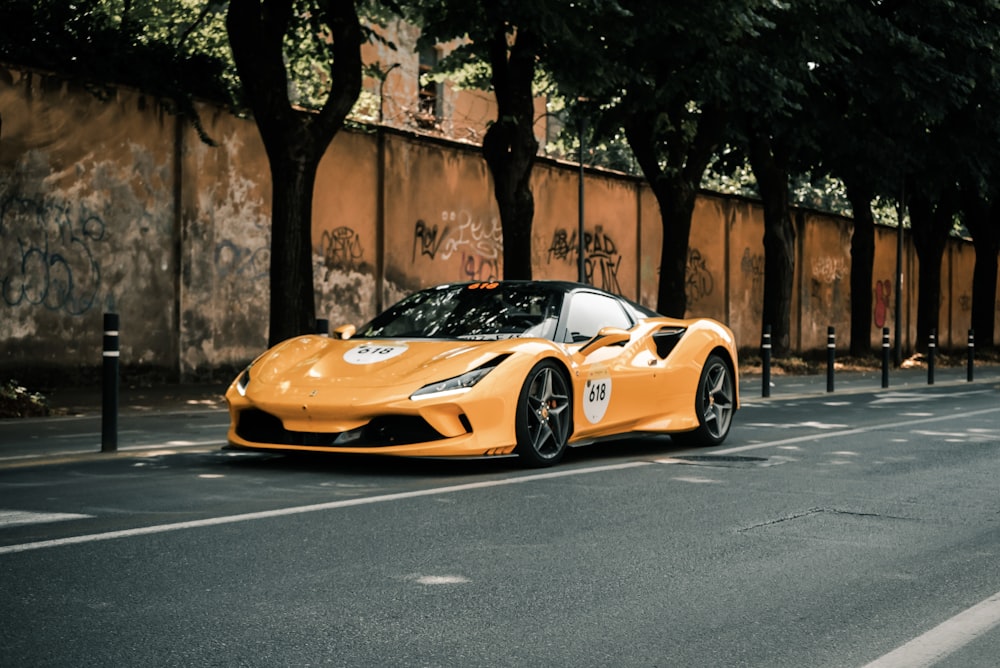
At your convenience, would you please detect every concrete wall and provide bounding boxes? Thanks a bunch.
[2,66,997,382]
[1,70,180,377]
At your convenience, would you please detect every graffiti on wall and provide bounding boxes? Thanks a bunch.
[740,248,764,294]
[413,211,502,281]
[462,253,499,282]
[874,279,892,328]
[0,195,104,315]
[813,256,847,283]
[215,240,269,281]
[958,293,972,312]
[810,256,847,312]
[685,248,714,305]
[547,225,622,294]
[321,226,364,272]
[413,219,447,260]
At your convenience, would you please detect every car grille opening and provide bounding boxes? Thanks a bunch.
[235,409,449,448]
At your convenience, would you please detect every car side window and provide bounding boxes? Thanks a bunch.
[562,292,633,343]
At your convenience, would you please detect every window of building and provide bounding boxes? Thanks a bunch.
[417,46,441,128]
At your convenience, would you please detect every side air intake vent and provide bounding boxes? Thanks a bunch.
[653,327,686,359]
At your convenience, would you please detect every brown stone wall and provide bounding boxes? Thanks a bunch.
[2,66,996,383]
[178,103,271,374]
[1,69,179,377]
[726,199,767,346]
[944,241,975,349]
[798,212,852,350]
[532,163,640,300]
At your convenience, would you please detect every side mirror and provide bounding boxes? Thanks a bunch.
[333,324,356,340]
[577,326,630,357]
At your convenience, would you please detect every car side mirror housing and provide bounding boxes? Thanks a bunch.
[577,326,630,357]
[333,324,356,340]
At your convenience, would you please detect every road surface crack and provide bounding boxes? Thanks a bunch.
[737,506,917,533]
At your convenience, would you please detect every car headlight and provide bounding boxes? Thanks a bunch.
[236,365,252,396]
[410,355,509,400]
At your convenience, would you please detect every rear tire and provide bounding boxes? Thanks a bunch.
[514,361,571,467]
[675,353,735,447]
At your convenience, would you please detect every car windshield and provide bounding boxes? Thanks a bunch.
[358,283,565,340]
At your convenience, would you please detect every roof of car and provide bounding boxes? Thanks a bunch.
[440,280,660,317]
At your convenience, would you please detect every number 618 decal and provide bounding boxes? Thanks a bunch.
[344,344,408,365]
[583,372,612,424]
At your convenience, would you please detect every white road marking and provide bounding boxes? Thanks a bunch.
[0,460,651,555]
[717,404,1000,665]
[869,389,991,405]
[0,510,93,528]
[863,590,1000,667]
[406,574,471,585]
[713,406,1000,456]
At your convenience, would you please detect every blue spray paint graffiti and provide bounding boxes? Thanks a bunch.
[0,195,104,315]
[215,240,269,280]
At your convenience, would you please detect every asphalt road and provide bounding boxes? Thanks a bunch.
[2,372,999,667]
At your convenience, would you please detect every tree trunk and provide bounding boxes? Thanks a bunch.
[748,136,795,356]
[845,178,875,357]
[227,0,362,346]
[269,152,320,344]
[908,190,955,352]
[623,102,723,316]
[961,191,999,349]
[482,22,538,280]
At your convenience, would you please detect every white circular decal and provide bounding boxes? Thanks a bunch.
[583,372,612,424]
[343,344,408,365]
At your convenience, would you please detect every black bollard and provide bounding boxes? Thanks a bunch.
[968,329,975,382]
[762,325,772,398]
[928,329,936,385]
[316,318,329,336]
[102,313,120,453]
[881,328,890,389]
[826,326,835,393]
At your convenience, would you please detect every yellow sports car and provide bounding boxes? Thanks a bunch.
[225,281,739,467]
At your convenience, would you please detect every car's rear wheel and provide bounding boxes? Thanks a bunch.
[676,353,735,447]
[515,361,571,467]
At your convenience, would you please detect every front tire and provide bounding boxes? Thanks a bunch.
[676,353,735,447]
[515,361,571,467]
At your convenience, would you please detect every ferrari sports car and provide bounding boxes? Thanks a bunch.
[225,280,739,467]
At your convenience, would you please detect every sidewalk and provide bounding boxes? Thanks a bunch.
[0,383,232,468]
[739,362,1000,401]
[42,382,231,418]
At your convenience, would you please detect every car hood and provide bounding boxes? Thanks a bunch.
[251,335,534,390]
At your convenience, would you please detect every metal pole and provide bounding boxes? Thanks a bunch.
[894,184,905,367]
[762,325,772,398]
[826,326,835,393]
[927,328,936,385]
[881,327,890,388]
[967,329,975,382]
[577,110,587,284]
[102,313,120,453]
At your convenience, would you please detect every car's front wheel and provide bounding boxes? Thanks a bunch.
[515,361,571,467]
[676,353,735,447]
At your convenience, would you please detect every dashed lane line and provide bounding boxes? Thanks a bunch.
[713,405,1000,455]
[0,510,94,528]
